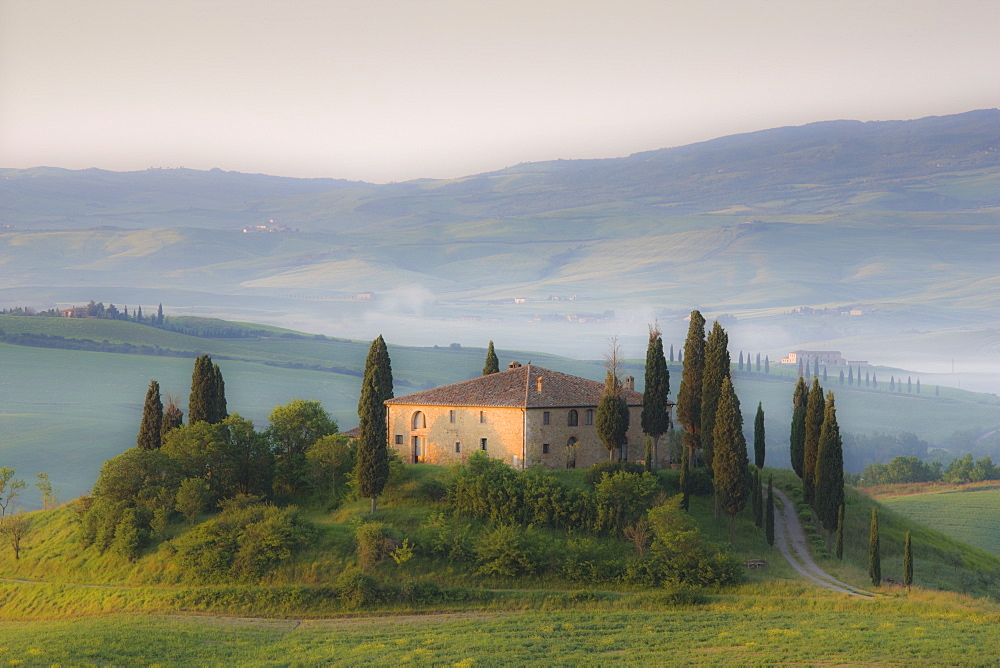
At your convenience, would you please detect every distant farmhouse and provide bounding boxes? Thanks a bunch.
[242,219,291,234]
[59,306,89,318]
[386,362,672,470]
[780,350,869,367]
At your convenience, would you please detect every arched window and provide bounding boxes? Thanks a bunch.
[568,409,578,427]
[411,411,426,429]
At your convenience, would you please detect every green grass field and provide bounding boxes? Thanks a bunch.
[877,486,1000,556]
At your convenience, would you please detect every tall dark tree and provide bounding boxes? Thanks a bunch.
[872,373,878,389]
[751,467,763,528]
[161,393,184,440]
[916,378,921,394]
[839,369,845,385]
[188,355,213,424]
[156,303,164,325]
[641,324,670,469]
[813,357,819,378]
[137,380,163,450]
[676,310,706,465]
[356,335,394,513]
[848,366,854,385]
[738,351,744,371]
[903,530,913,589]
[814,392,844,541]
[669,344,674,363]
[765,475,775,547]
[597,371,630,461]
[835,504,844,560]
[869,507,881,586]
[789,376,809,479]
[713,376,749,544]
[764,355,769,373]
[756,352,761,372]
[700,320,730,476]
[890,376,895,392]
[753,401,765,469]
[822,366,827,383]
[482,340,499,375]
[803,377,825,506]
[209,362,227,423]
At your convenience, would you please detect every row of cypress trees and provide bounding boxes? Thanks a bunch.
[789,375,844,544]
[137,354,227,450]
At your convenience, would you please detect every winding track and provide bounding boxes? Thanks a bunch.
[770,485,874,599]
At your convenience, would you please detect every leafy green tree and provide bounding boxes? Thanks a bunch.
[640,324,670,469]
[869,507,881,586]
[903,530,913,588]
[483,340,500,375]
[700,321,730,476]
[0,467,26,519]
[803,377,825,506]
[789,376,808,479]
[712,376,749,544]
[175,477,212,524]
[814,392,844,541]
[753,401,765,469]
[35,472,56,510]
[0,510,29,560]
[307,433,356,504]
[161,421,237,501]
[268,399,338,496]
[221,414,274,497]
[765,476,775,546]
[676,310,706,465]
[596,371,630,461]
[137,380,163,450]
[111,507,145,561]
[356,335,394,513]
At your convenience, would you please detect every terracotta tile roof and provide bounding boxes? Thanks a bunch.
[385,364,648,409]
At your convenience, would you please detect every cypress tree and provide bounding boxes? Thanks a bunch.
[765,475,775,547]
[848,366,854,385]
[790,376,808,479]
[872,373,878,389]
[869,507,881,587]
[679,443,690,512]
[669,343,674,363]
[700,320,730,476]
[835,504,844,559]
[822,366,827,383]
[597,371,629,461]
[676,310,706,465]
[813,357,819,378]
[903,530,913,589]
[839,369,845,385]
[753,401,765,469]
[137,380,163,450]
[156,302,164,325]
[756,352,761,372]
[483,340,499,375]
[356,335,394,513]
[641,324,670,469]
[814,392,844,542]
[803,377,825,506]
[713,376,748,544]
[188,355,213,424]
[738,351,744,371]
[907,376,912,393]
[890,376,895,391]
[764,355,769,373]
[210,362,227,423]
[916,378,921,394]
[752,467,763,528]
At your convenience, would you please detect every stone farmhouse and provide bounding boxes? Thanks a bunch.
[386,362,671,470]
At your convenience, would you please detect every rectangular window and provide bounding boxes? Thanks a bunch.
[394,434,403,445]
[585,409,594,426]
[449,409,455,423]
[480,411,485,423]
[542,443,550,454]
[480,438,487,451]
[455,441,461,453]
[543,411,550,425]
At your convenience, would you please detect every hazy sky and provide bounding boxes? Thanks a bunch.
[2,0,998,183]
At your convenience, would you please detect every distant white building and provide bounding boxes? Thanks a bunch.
[780,350,846,366]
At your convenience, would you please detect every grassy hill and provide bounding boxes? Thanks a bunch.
[869,482,1000,555]
[1,464,999,664]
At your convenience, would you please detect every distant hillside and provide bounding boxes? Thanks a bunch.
[2,110,999,369]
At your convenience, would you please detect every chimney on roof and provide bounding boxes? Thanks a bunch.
[509,361,522,369]
[625,376,635,391]
[537,376,543,393]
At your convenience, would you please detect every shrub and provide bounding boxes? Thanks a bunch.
[335,568,382,608]
[685,467,714,496]
[583,460,645,486]
[474,524,540,577]
[355,521,396,572]
[595,471,660,534]
[645,495,742,587]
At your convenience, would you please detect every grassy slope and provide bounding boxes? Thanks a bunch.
[1,466,999,663]
[871,483,1000,555]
